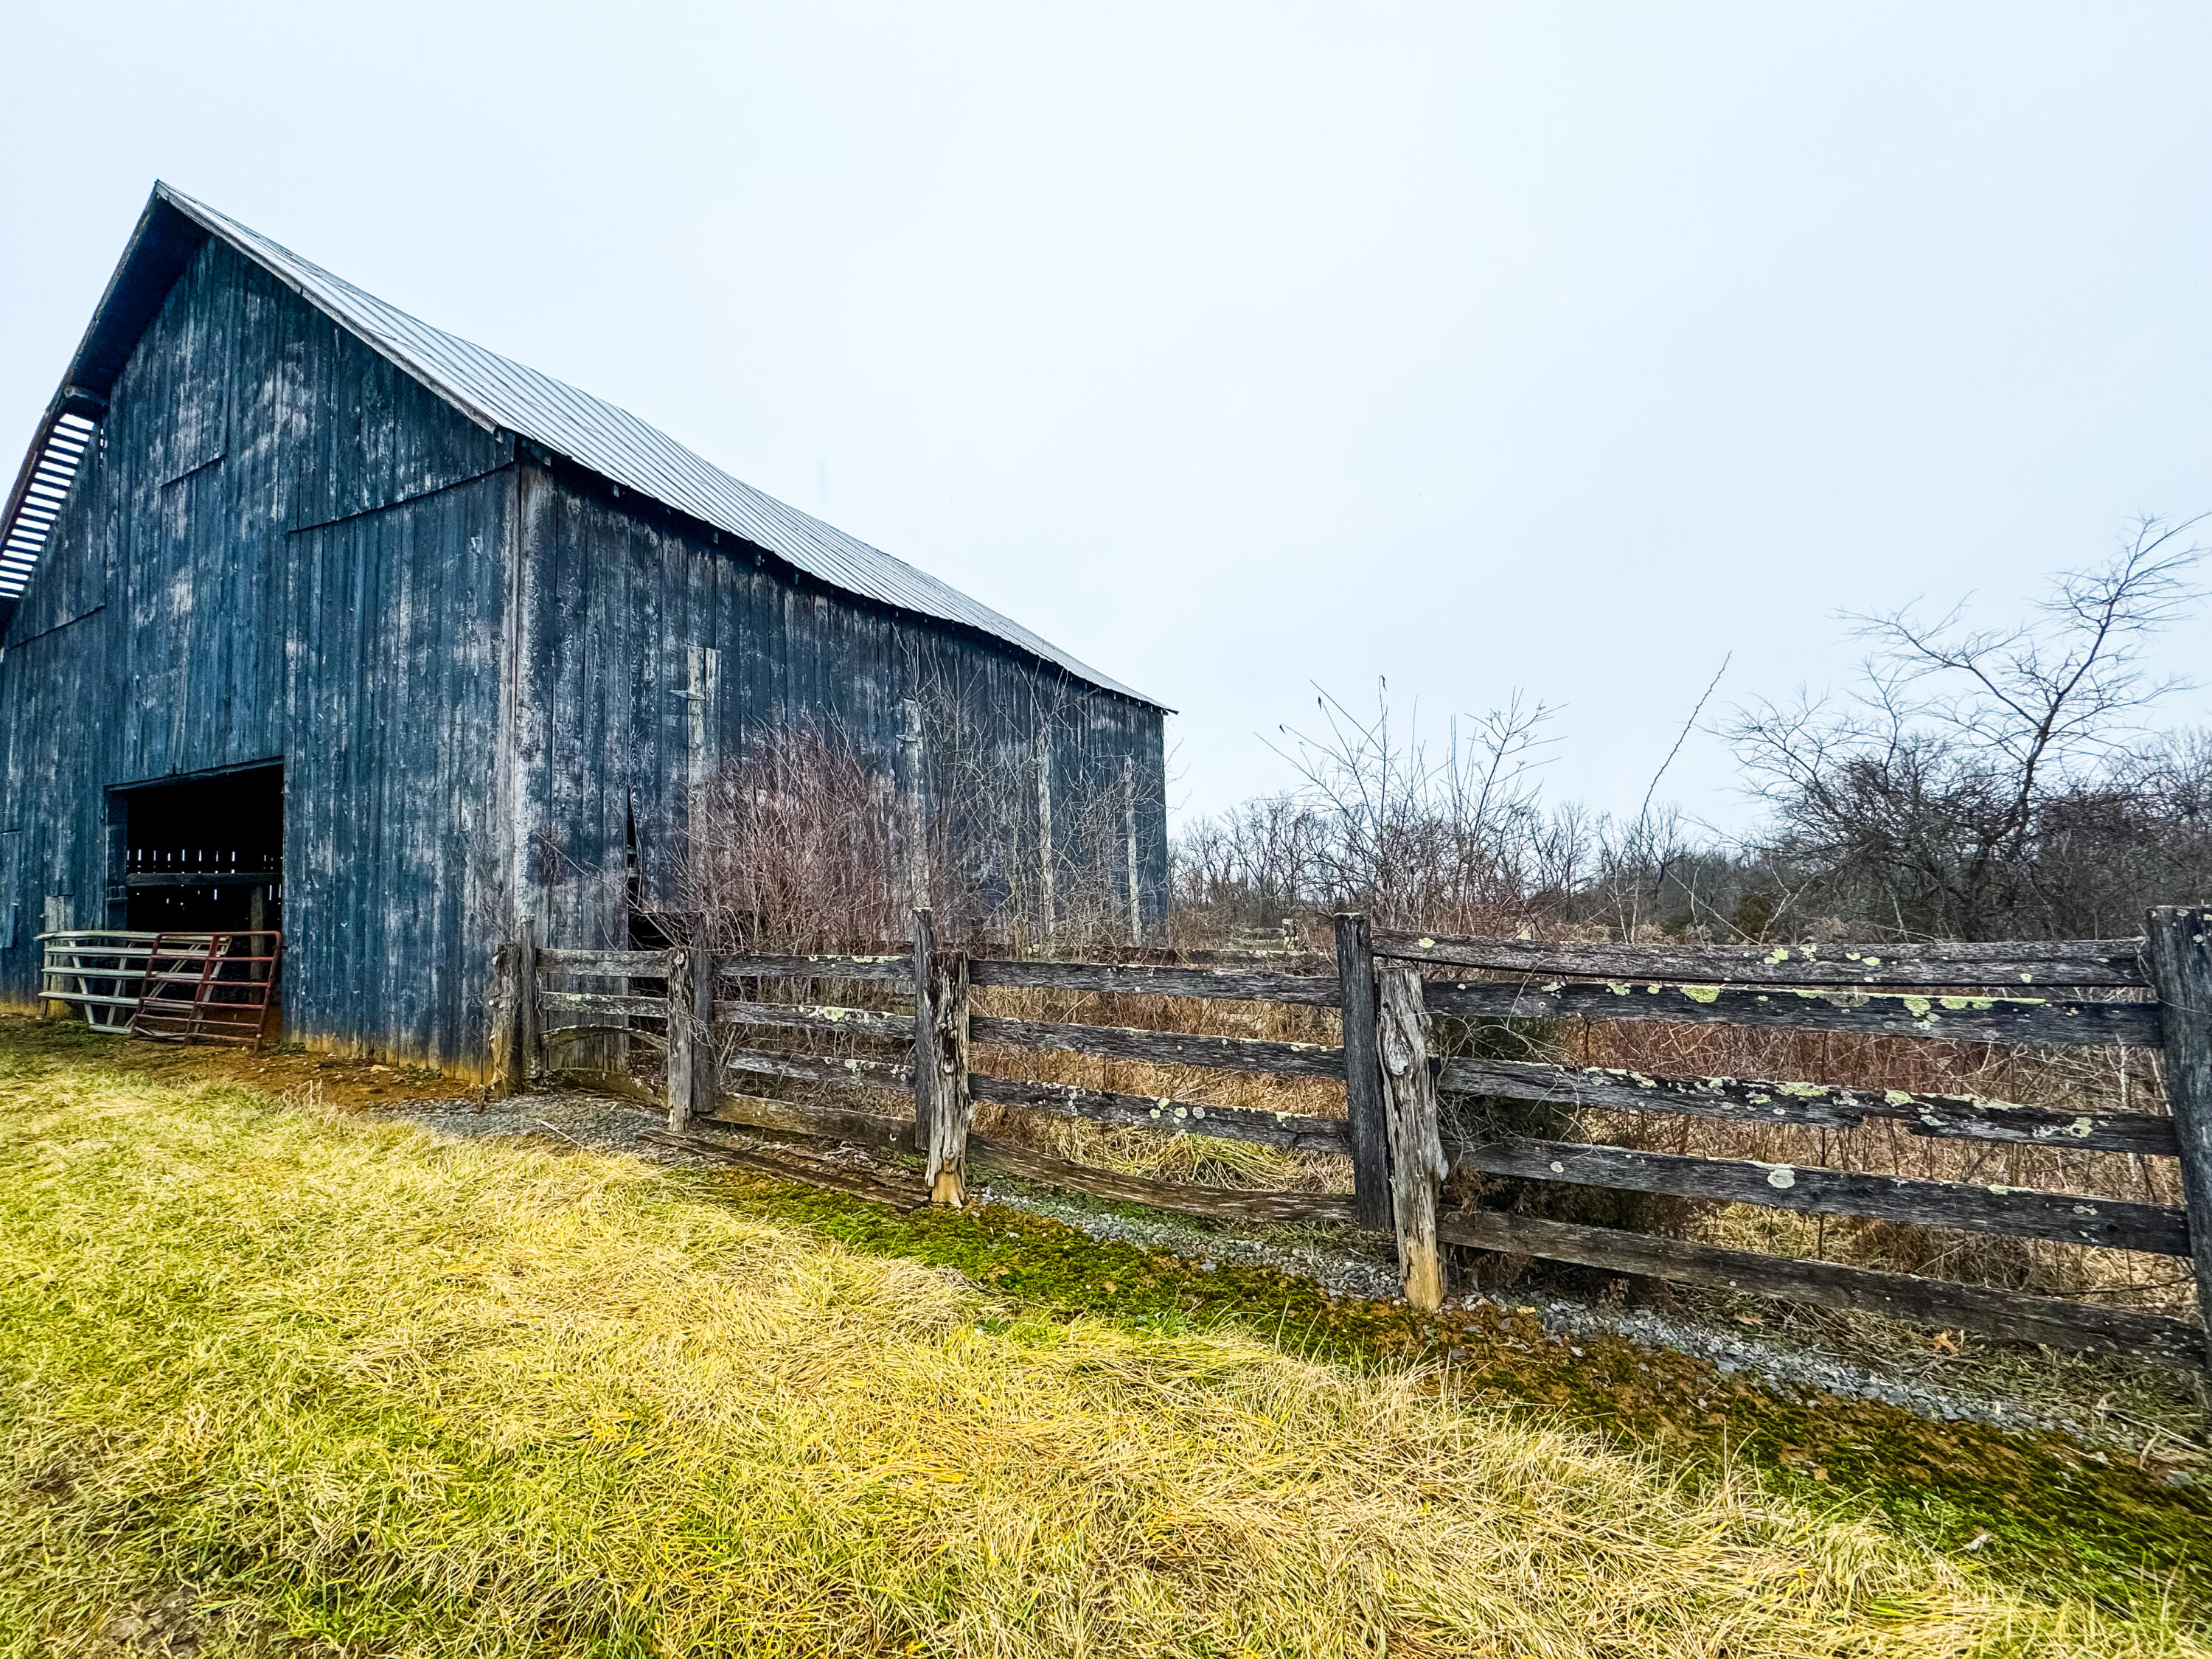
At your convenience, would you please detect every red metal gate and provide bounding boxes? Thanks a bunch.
[126,931,282,1048]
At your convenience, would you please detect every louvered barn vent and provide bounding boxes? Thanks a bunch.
[0,411,99,601]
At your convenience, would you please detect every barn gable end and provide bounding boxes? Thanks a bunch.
[0,186,1169,1074]
[1,232,517,1067]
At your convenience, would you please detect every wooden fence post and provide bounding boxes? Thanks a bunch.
[925,951,973,1207]
[490,919,538,1096]
[2143,906,2212,1377]
[665,944,714,1132]
[1335,912,1393,1230]
[490,941,518,1097]
[1377,963,1448,1311]
[913,908,938,1153]
[913,907,971,1205]
[691,944,717,1121]
[516,918,539,1084]
[666,946,696,1131]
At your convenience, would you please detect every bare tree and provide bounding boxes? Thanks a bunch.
[1727,516,2207,939]
[1169,794,1329,941]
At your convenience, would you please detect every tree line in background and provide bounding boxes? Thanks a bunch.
[1172,516,2212,948]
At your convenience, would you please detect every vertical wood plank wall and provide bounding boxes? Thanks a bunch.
[0,234,514,1071]
[514,465,1169,957]
[0,232,1169,1073]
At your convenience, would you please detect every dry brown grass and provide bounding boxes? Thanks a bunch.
[1557,1016,2189,1311]
[964,981,1352,1189]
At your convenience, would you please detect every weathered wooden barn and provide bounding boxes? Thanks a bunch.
[0,182,1168,1074]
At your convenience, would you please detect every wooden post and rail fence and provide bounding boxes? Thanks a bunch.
[490,906,2212,1378]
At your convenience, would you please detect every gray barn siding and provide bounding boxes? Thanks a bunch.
[517,476,1168,950]
[2,225,1167,1076]
[282,477,509,1065]
[0,236,514,1070]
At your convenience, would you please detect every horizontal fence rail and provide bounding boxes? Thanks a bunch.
[1420,978,2163,1048]
[714,1001,918,1041]
[721,954,915,984]
[538,948,918,982]
[725,1049,915,1089]
[1374,930,2150,989]
[535,947,667,976]
[1453,1135,2190,1256]
[968,1015,1346,1079]
[540,991,664,1019]
[499,908,2212,1375]
[970,958,1340,1005]
[966,1071,1353,1153]
[1435,1209,2203,1366]
[1437,1057,2183,1157]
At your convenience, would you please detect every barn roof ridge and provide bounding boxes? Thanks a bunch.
[7,181,1161,709]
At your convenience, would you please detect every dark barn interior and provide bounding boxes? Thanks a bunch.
[114,765,283,934]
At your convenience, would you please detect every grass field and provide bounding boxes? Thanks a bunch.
[0,1031,2205,1657]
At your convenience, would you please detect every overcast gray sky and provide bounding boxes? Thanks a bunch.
[7,3,2208,831]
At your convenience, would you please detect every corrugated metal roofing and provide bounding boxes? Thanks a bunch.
[30,183,1158,706]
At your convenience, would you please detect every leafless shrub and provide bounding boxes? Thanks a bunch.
[655,685,1147,958]
[1173,684,1600,945]
[677,720,907,955]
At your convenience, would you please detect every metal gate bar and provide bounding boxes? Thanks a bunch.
[36,930,177,1031]
[126,931,282,1048]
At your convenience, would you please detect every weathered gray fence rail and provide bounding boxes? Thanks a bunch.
[501,908,2212,1374]
[1436,1057,2180,1155]
[1371,931,2150,988]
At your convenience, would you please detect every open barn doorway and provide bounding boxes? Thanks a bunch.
[112,764,284,935]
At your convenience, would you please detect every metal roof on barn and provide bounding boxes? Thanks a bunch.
[3,182,1158,707]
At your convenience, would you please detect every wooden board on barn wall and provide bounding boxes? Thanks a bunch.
[285,479,510,1064]
[0,235,514,1070]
